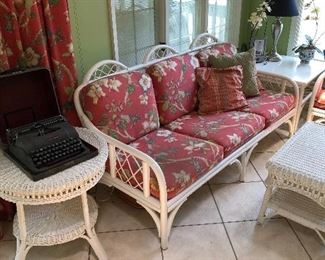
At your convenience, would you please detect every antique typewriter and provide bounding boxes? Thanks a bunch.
[5,115,98,181]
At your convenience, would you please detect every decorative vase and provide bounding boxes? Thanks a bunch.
[298,48,315,63]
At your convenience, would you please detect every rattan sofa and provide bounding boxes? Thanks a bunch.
[74,36,299,249]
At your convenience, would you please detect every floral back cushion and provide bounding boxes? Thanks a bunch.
[147,53,199,125]
[81,71,160,144]
[196,43,237,67]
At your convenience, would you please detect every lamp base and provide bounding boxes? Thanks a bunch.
[270,17,283,62]
[269,52,282,62]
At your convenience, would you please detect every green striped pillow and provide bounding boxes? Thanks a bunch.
[208,48,260,97]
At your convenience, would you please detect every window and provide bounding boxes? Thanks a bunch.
[110,0,242,66]
[168,0,198,52]
[112,0,158,66]
[288,0,325,60]
[208,0,228,41]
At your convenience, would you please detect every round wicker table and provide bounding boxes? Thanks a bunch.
[0,128,108,260]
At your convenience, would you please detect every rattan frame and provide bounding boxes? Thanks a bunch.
[143,44,178,63]
[189,32,218,50]
[83,60,128,84]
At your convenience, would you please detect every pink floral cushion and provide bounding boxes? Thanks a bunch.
[81,71,160,144]
[314,87,325,109]
[242,90,295,127]
[147,53,199,125]
[109,129,224,200]
[195,66,248,114]
[196,43,237,67]
[165,111,265,155]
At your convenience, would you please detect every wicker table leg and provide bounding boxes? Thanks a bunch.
[81,193,108,260]
[257,184,273,224]
[15,203,32,260]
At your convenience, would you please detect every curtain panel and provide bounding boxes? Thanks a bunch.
[0,0,79,125]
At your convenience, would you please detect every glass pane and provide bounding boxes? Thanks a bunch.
[207,0,228,42]
[135,9,156,49]
[168,0,197,52]
[114,0,158,66]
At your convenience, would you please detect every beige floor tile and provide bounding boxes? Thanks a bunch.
[90,230,162,260]
[164,224,236,260]
[0,240,15,260]
[290,221,325,260]
[250,152,274,181]
[95,194,155,232]
[173,185,221,226]
[0,221,15,241]
[254,131,284,153]
[275,128,290,141]
[0,239,89,260]
[226,219,310,260]
[209,162,261,184]
[95,183,115,202]
[211,182,266,222]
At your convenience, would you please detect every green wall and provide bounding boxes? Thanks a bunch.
[69,0,294,82]
[239,0,293,54]
[69,0,113,82]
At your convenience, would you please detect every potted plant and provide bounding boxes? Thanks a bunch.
[292,35,323,63]
[248,0,272,48]
[292,0,324,63]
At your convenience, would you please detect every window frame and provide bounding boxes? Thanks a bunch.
[109,0,242,63]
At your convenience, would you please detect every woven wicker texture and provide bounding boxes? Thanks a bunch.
[267,122,325,207]
[269,189,325,231]
[0,128,108,205]
[13,195,98,246]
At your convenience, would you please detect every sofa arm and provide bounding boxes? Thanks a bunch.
[74,83,168,205]
[257,71,299,109]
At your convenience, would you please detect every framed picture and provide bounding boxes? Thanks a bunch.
[254,38,267,56]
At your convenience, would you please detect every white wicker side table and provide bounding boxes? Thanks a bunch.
[0,128,108,260]
[258,122,325,245]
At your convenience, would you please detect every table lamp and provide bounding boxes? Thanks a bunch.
[268,0,299,62]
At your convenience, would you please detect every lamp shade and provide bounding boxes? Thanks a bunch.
[268,0,299,17]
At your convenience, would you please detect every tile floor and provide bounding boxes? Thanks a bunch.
[1,131,325,260]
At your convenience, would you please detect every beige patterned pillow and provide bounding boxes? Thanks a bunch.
[208,48,260,97]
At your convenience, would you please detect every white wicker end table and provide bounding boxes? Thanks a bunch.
[0,128,108,260]
[258,122,325,245]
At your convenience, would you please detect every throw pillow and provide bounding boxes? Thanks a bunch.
[195,66,248,114]
[208,48,260,97]
[196,43,237,67]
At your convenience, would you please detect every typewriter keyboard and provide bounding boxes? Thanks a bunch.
[30,137,84,168]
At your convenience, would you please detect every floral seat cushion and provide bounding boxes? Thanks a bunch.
[242,90,295,127]
[111,129,224,200]
[147,53,199,125]
[81,71,160,144]
[165,111,265,155]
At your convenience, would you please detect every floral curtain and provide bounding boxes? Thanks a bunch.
[0,0,79,125]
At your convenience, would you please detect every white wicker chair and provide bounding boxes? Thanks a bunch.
[307,71,325,122]
[143,45,178,63]
[82,60,128,84]
[189,33,218,50]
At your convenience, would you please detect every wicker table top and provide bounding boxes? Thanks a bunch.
[0,128,108,205]
[266,122,325,207]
